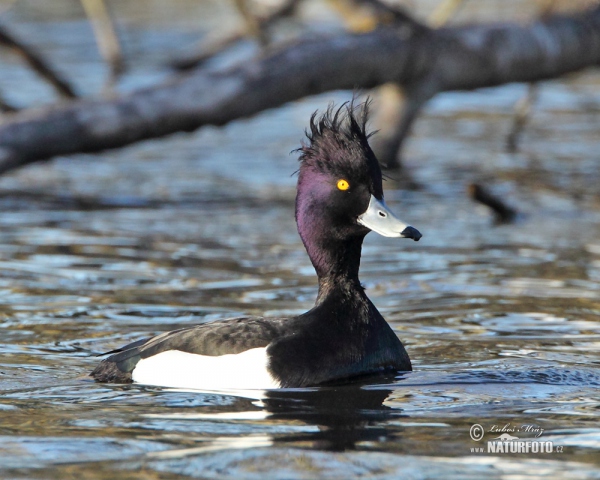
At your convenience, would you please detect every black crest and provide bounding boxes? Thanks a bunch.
[298,100,383,197]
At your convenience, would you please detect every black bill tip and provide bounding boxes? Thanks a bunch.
[401,226,422,242]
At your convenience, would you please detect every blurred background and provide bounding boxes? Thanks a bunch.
[0,1,599,479]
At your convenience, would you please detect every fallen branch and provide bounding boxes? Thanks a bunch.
[0,6,599,174]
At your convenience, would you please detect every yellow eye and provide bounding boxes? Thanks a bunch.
[337,179,350,191]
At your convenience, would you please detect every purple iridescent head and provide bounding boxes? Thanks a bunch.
[295,101,421,255]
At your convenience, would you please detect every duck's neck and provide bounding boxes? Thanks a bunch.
[301,233,366,304]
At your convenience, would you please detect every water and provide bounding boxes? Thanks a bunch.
[1,1,600,478]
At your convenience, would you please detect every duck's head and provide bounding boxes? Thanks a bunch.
[295,102,421,256]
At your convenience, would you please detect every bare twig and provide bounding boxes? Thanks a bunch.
[0,24,77,99]
[80,0,124,90]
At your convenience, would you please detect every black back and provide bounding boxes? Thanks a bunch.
[91,316,285,382]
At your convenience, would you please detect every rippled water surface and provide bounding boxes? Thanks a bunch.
[1,1,600,478]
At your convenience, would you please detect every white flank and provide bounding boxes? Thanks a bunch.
[131,347,280,390]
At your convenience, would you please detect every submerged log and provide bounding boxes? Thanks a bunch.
[0,6,599,174]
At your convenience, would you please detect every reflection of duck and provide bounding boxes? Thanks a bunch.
[91,102,421,390]
[141,375,406,453]
[494,433,520,441]
[264,375,401,451]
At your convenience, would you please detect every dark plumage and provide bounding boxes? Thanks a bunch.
[91,101,421,389]
[298,103,382,200]
[92,317,284,383]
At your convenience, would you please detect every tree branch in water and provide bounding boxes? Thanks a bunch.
[0,6,599,174]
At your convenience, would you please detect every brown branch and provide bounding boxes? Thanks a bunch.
[0,6,599,174]
[0,24,78,99]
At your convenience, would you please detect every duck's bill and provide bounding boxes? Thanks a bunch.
[357,195,422,241]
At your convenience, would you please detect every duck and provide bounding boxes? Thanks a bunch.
[91,101,421,390]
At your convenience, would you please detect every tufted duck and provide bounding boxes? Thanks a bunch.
[91,101,421,390]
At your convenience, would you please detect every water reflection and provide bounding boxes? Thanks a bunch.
[141,375,404,454]
[264,376,401,451]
